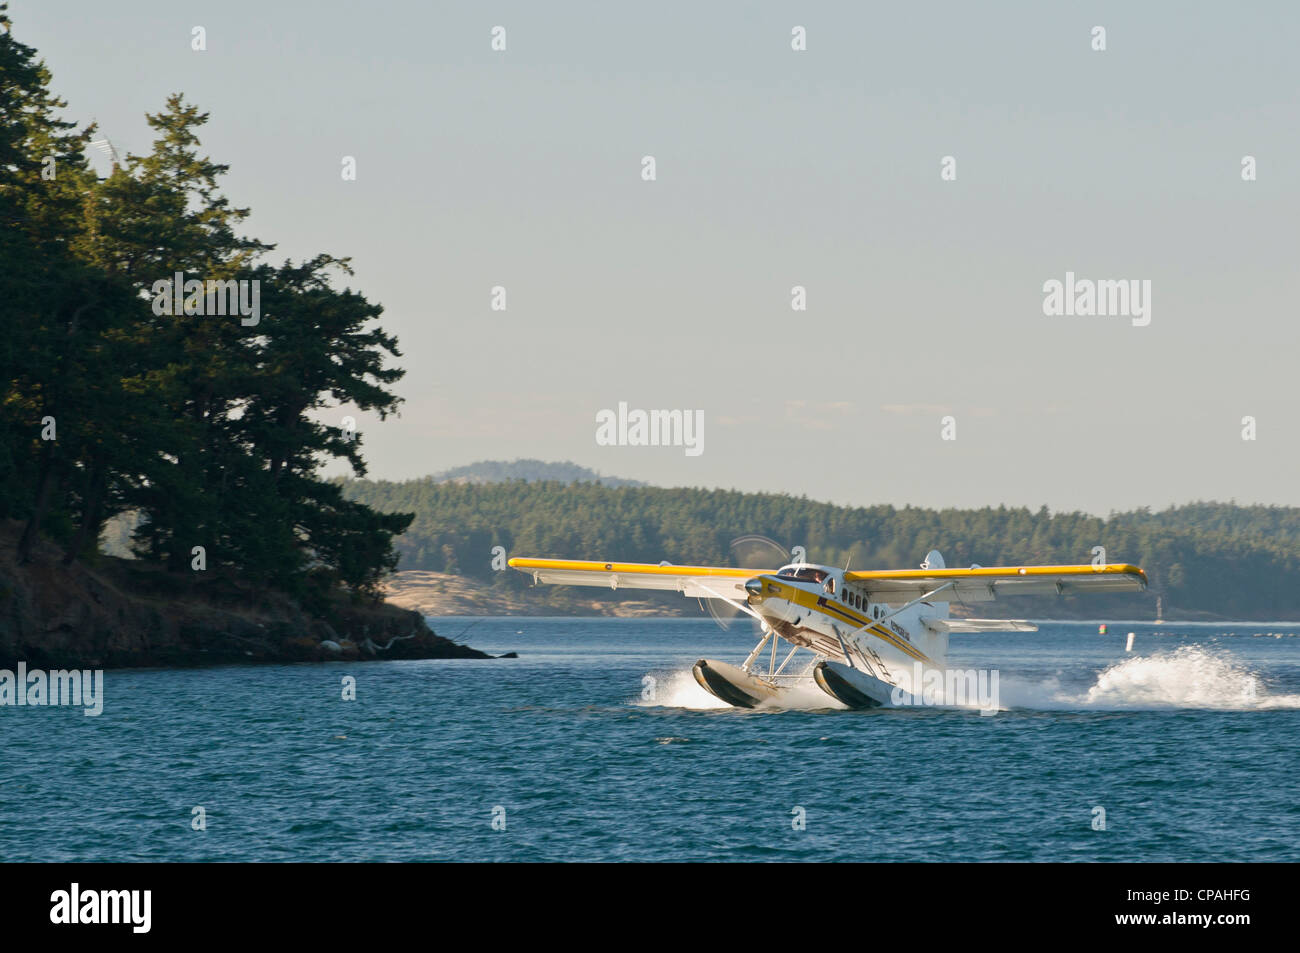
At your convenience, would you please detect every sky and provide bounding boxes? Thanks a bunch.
[15,1,1300,514]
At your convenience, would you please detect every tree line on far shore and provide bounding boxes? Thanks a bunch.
[340,478,1300,619]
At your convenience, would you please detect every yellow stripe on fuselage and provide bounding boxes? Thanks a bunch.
[773,580,932,663]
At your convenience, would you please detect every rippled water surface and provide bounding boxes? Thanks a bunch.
[3,618,1298,861]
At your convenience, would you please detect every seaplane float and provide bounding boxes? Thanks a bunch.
[508,551,1147,710]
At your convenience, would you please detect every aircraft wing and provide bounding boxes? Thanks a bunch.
[507,557,774,603]
[843,564,1146,603]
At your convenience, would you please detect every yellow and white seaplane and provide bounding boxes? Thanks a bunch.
[508,551,1147,709]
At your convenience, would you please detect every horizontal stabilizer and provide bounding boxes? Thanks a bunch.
[507,557,760,601]
[922,618,1039,633]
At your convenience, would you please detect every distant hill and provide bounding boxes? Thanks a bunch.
[428,459,645,487]
[100,460,645,559]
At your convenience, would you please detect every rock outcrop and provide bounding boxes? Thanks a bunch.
[0,522,495,669]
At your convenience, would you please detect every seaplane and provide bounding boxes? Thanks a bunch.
[508,551,1148,709]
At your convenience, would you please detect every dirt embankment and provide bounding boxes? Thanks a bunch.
[0,522,497,669]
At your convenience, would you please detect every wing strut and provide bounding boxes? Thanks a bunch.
[741,631,772,673]
[773,644,801,677]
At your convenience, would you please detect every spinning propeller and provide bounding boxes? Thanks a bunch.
[704,534,794,631]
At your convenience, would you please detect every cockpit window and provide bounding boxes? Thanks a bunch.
[776,567,827,584]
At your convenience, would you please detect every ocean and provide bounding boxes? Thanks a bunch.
[2,618,1298,862]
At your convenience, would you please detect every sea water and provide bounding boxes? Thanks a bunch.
[1,618,1297,861]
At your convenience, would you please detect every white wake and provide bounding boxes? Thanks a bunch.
[639,646,1300,712]
[999,646,1300,711]
[634,668,729,710]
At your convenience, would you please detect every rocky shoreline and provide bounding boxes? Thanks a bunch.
[0,522,500,669]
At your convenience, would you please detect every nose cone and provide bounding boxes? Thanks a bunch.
[744,577,764,602]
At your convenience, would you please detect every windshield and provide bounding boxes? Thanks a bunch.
[776,567,827,584]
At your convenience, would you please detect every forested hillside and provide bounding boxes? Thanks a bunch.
[430,459,643,486]
[341,479,1300,620]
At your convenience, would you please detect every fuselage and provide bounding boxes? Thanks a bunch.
[744,563,949,691]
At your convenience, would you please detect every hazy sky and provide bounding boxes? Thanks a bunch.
[18,2,1300,514]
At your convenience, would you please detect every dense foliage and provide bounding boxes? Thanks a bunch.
[341,478,1300,619]
[0,9,411,601]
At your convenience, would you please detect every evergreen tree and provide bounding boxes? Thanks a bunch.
[2,8,413,602]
